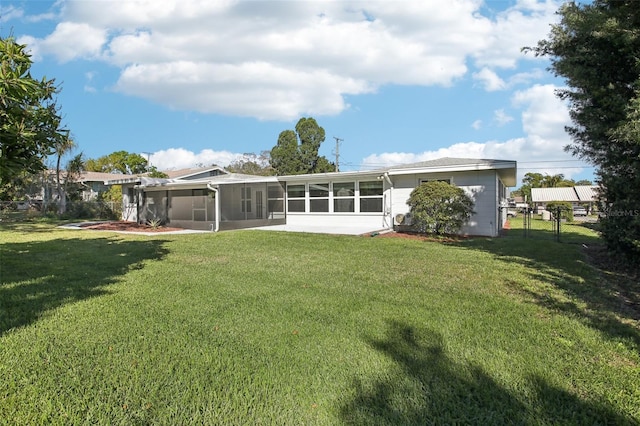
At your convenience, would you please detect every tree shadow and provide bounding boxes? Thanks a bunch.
[448,237,640,353]
[0,235,169,335]
[341,320,634,425]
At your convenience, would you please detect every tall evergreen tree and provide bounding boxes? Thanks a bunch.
[270,117,335,175]
[528,0,640,259]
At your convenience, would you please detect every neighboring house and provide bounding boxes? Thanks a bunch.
[530,186,599,212]
[106,158,517,237]
[77,171,133,201]
[21,170,126,204]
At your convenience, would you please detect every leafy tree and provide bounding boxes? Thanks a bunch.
[541,174,565,188]
[60,153,85,203]
[147,166,169,178]
[0,37,68,187]
[575,179,593,186]
[546,201,574,222]
[528,0,640,259]
[53,135,76,213]
[518,172,544,201]
[407,181,475,235]
[226,151,274,176]
[517,172,578,200]
[85,150,148,174]
[270,117,336,175]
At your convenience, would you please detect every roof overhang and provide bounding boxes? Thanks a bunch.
[387,160,517,187]
[277,169,382,182]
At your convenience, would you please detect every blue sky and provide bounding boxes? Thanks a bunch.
[1,0,595,186]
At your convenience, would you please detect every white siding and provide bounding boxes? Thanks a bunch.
[389,170,499,237]
[285,213,386,231]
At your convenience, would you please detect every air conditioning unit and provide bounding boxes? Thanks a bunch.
[395,213,412,226]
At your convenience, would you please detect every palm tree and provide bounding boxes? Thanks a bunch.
[542,173,565,188]
[54,132,75,214]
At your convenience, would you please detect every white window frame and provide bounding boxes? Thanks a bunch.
[358,180,384,213]
[286,183,306,213]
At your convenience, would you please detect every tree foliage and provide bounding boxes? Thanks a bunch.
[546,201,574,222]
[517,172,577,201]
[0,37,68,187]
[270,117,336,175]
[529,0,640,259]
[226,151,274,176]
[85,151,149,175]
[407,181,475,235]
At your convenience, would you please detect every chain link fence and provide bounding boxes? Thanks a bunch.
[0,200,121,222]
[504,207,600,245]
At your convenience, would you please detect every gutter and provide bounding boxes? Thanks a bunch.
[381,172,393,230]
[207,183,220,232]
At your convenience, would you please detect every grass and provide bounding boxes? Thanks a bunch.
[1,221,639,424]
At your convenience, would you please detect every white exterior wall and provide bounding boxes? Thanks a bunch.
[282,178,390,232]
[389,170,499,237]
[121,184,138,222]
[285,212,386,230]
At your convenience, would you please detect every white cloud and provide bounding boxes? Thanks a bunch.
[474,0,560,69]
[472,119,483,130]
[150,148,241,170]
[19,22,106,62]
[0,5,24,22]
[22,0,562,120]
[473,67,547,92]
[361,82,586,183]
[473,67,507,91]
[493,109,514,126]
[115,61,373,120]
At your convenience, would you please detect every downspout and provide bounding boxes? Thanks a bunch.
[207,183,219,232]
[134,185,141,223]
[382,172,393,230]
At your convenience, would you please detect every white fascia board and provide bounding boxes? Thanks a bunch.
[387,162,515,176]
[277,170,385,182]
[214,176,281,185]
[387,162,517,187]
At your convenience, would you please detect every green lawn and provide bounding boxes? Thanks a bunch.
[1,222,638,424]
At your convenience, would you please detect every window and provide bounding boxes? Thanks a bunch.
[287,184,305,212]
[267,183,285,218]
[309,183,329,212]
[333,182,355,213]
[359,181,383,212]
[241,186,252,213]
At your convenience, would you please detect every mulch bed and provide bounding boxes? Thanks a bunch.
[79,221,183,233]
[367,231,469,243]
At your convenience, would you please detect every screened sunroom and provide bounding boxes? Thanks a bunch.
[126,175,285,231]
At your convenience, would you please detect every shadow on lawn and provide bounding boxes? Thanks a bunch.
[0,235,169,335]
[450,236,640,353]
[341,321,634,425]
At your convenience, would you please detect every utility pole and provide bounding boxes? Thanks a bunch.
[333,137,343,172]
[142,152,152,168]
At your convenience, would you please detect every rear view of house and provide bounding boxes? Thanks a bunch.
[106,158,516,237]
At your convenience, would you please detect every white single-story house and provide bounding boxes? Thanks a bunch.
[105,158,517,237]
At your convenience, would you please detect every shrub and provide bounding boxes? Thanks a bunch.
[546,201,573,222]
[407,181,475,235]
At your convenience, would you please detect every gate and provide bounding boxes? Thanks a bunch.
[522,207,561,242]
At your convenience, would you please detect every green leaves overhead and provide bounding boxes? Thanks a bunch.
[0,36,67,186]
[529,0,640,260]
